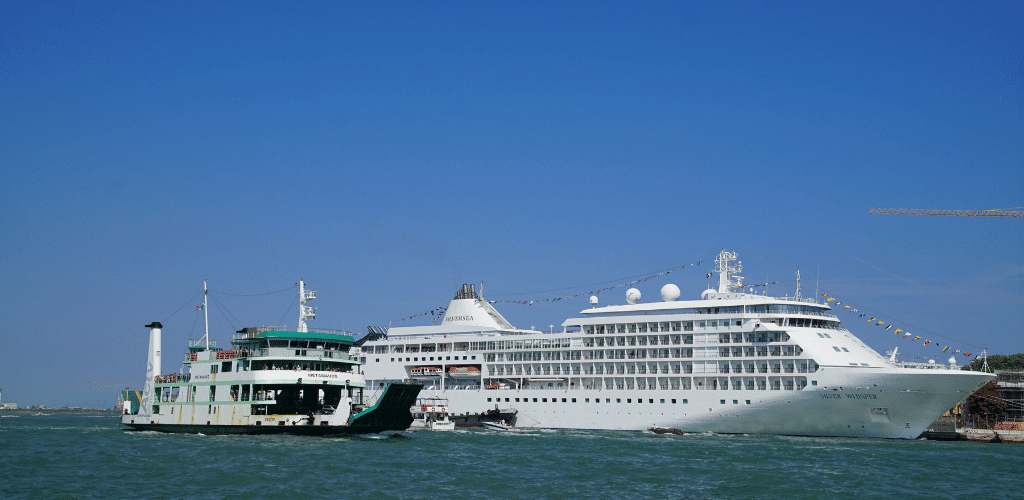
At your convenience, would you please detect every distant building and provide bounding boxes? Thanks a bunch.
[996,371,1023,423]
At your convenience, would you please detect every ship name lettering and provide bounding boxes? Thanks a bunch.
[445,316,474,322]
[820,394,842,399]
[845,394,877,399]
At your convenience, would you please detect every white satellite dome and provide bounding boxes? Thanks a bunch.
[626,288,641,305]
[661,284,680,302]
[589,295,599,305]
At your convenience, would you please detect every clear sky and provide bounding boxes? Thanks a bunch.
[2,1,1020,408]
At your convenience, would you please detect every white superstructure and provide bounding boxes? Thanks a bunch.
[354,251,994,438]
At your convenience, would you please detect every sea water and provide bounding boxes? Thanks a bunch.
[1,414,1020,499]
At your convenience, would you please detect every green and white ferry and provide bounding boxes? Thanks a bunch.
[122,280,421,435]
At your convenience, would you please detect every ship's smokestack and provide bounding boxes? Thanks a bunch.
[138,322,163,419]
[470,284,476,298]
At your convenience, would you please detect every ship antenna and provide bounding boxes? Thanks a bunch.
[980,349,990,373]
[815,265,820,303]
[795,268,802,301]
[203,279,210,349]
[298,280,316,333]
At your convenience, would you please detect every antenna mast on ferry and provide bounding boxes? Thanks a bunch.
[202,279,210,349]
[298,280,316,333]
[795,268,802,301]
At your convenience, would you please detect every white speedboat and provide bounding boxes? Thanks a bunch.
[482,420,514,431]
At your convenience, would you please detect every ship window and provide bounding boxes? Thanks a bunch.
[563,398,568,403]
[606,399,611,403]
[627,399,631,403]
[585,398,590,403]
[733,400,738,404]
[746,400,751,404]
[833,347,841,352]
[823,333,831,338]
[683,399,688,404]
[487,398,492,402]
[812,381,818,386]
[649,399,654,404]
[842,348,849,352]
[472,356,476,360]
[515,398,520,402]
[617,399,621,403]
[211,365,219,374]
[721,400,726,404]
[533,398,537,402]
[817,333,824,338]
[446,356,450,360]
[542,398,547,402]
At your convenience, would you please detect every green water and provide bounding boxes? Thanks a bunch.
[1,414,1020,499]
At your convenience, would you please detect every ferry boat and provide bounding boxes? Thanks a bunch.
[122,281,421,435]
[353,251,995,439]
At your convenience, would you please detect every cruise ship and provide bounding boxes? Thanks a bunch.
[122,281,421,435]
[353,251,994,438]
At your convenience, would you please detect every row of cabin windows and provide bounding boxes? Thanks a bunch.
[485,347,806,362]
[265,340,348,350]
[387,355,475,362]
[581,332,790,345]
[209,361,350,373]
[484,397,755,405]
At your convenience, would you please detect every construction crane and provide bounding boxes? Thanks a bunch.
[869,207,1024,218]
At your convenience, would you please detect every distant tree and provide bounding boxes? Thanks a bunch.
[962,353,1024,372]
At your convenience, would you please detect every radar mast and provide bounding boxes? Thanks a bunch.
[716,250,744,293]
[298,280,317,333]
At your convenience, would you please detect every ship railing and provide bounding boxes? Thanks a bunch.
[232,326,354,341]
[188,339,219,350]
[241,347,352,361]
[155,373,191,384]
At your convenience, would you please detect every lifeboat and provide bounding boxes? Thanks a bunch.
[409,366,442,378]
[447,366,481,379]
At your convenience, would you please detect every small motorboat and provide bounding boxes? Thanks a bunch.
[482,420,514,431]
[649,427,685,435]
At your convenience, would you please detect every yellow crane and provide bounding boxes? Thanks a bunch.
[869,207,1024,218]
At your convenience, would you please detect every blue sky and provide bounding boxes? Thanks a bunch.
[2,1,1020,408]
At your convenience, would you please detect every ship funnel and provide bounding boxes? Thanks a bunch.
[470,284,476,298]
[138,322,163,419]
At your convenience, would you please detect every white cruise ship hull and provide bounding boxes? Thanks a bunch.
[412,369,988,439]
